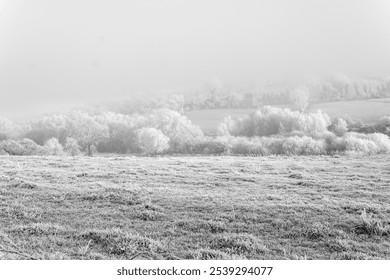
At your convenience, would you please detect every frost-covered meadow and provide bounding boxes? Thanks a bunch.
[1,155,389,260]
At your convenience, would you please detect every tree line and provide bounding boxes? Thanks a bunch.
[97,76,390,115]
[1,105,390,157]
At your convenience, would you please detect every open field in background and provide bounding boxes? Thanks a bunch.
[1,155,390,260]
[185,98,390,135]
[185,109,258,135]
[310,98,390,123]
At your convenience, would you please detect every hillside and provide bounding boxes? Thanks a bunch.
[185,98,390,135]
[1,155,390,260]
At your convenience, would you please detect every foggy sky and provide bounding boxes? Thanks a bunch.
[1,0,390,119]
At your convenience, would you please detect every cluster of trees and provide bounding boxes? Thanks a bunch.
[0,109,204,156]
[183,93,245,111]
[217,106,331,137]
[204,131,390,156]
[213,106,390,155]
[310,77,390,103]
[102,93,247,113]
[348,117,390,137]
[183,76,390,112]
[1,106,390,157]
[102,94,186,115]
[22,111,108,156]
[0,117,18,141]
[97,108,204,154]
[0,138,80,156]
[89,76,390,118]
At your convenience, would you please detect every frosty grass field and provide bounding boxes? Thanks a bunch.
[1,154,390,260]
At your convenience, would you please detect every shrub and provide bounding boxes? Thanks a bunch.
[329,118,348,136]
[0,139,47,156]
[366,133,390,153]
[340,132,390,154]
[342,134,379,155]
[19,138,47,156]
[229,137,267,156]
[65,137,81,156]
[217,116,236,136]
[282,136,326,155]
[44,138,64,156]
[322,132,347,154]
[379,116,390,125]
[262,137,285,155]
[193,138,229,155]
[0,140,25,155]
[136,127,169,154]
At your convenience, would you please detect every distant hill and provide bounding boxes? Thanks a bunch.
[185,98,390,135]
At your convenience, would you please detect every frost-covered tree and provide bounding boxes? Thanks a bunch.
[136,127,169,154]
[44,138,64,156]
[64,137,81,156]
[290,86,310,112]
[66,111,109,156]
[329,118,348,136]
[217,106,330,137]
[167,95,185,113]
[19,138,47,155]
[0,140,25,155]
[25,114,67,145]
[146,109,204,152]
[97,112,147,153]
[0,117,14,141]
[217,116,235,136]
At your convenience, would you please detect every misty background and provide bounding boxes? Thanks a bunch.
[1,0,390,119]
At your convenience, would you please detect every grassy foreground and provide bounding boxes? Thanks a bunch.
[1,155,390,260]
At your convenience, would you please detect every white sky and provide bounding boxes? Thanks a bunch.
[1,0,390,119]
